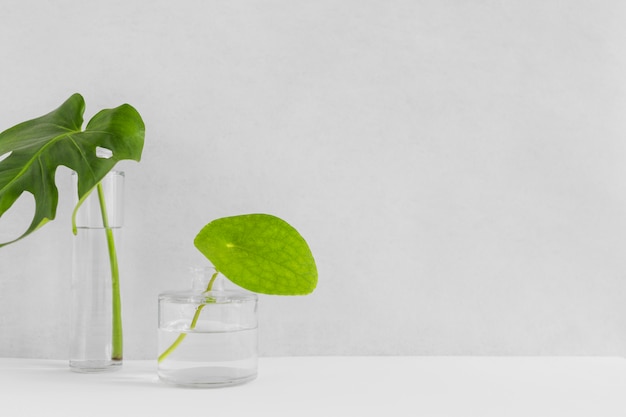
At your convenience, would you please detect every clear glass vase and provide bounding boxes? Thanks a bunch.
[157,267,259,387]
[69,171,124,372]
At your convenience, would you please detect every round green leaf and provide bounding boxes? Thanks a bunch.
[194,214,318,295]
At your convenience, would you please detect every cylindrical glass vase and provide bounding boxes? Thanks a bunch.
[158,267,258,387]
[70,171,124,372]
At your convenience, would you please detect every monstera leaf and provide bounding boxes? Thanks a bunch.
[194,214,318,295]
[0,93,145,246]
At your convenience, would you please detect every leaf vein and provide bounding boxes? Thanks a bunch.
[68,136,97,180]
[0,131,77,194]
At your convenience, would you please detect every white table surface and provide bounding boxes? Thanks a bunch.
[1,356,625,416]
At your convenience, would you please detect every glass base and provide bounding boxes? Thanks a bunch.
[158,367,257,388]
[70,359,122,373]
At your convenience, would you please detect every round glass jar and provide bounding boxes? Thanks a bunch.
[157,268,258,388]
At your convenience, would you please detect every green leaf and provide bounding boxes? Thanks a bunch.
[0,93,144,246]
[194,214,318,295]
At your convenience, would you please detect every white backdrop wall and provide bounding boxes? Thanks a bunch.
[1,0,626,359]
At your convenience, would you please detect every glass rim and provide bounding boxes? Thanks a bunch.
[159,290,258,304]
[70,170,125,177]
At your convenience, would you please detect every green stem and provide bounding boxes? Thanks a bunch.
[96,182,123,361]
[157,271,219,363]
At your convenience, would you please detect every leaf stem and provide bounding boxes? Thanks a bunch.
[157,271,219,363]
[96,182,123,361]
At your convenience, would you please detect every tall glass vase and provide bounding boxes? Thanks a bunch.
[70,171,124,372]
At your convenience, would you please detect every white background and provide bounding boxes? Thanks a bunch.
[1,0,626,359]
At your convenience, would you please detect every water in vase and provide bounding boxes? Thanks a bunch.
[158,319,258,388]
